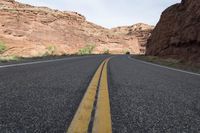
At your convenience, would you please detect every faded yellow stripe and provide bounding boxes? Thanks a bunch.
[67,59,106,133]
[92,59,112,133]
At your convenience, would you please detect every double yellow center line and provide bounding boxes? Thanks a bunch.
[67,58,112,133]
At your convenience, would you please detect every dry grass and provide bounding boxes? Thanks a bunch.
[133,55,200,74]
[0,56,20,62]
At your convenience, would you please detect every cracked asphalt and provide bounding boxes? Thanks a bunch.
[0,55,200,133]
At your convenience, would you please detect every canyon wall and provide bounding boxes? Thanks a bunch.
[146,0,200,63]
[0,0,153,57]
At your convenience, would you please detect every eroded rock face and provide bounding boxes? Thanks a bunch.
[146,0,200,63]
[0,0,153,57]
[111,23,154,54]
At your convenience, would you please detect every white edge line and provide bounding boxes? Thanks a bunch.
[0,56,90,68]
[128,56,200,76]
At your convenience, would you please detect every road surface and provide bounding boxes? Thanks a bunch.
[0,55,200,133]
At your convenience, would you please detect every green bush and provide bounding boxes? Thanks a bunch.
[0,41,6,54]
[78,44,95,55]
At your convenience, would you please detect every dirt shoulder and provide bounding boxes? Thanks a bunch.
[132,55,200,74]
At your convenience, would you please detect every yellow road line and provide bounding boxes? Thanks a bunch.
[92,59,112,133]
[67,59,106,133]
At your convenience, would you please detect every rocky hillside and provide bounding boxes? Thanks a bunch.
[146,0,200,63]
[0,0,153,57]
[111,23,154,54]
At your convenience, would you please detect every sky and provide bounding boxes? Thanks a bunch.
[16,0,181,28]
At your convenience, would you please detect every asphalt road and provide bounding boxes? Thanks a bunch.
[109,56,200,133]
[0,55,200,133]
[0,55,108,133]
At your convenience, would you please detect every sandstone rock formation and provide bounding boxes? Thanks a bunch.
[146,0,200,63]
[111,23,154,54]
[0,0,153,57]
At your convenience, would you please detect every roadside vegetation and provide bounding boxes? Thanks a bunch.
[133,55,200,73]
[103,49,110,54]
[0,41,21,62]
[0,56,20,63]
[8,8,18,13]
[43,45,57,56]
[78,44,95,55]
[0,44,96,63]
[0,41,7,54]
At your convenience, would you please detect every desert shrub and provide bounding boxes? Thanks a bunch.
[8,9,17,13]
[44,45,56,56]
[0,41,6,54]
[61,53,68,56]
[126,51,130,55]
[78,44,95,55]
[0,56,19,62]
[48,45,56,54]
[103,49,110,54]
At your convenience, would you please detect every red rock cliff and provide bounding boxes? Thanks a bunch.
[146,0,200,63]
[0,0,153,57]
